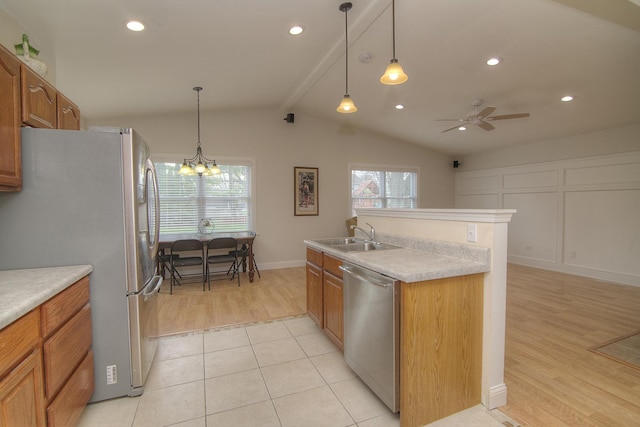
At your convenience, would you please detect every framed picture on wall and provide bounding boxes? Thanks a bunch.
[294,166,319,216]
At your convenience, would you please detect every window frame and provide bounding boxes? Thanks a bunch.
[349,163,419,216]
[152,154,257,233]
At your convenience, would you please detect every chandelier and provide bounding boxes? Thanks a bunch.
[178,86,220,176]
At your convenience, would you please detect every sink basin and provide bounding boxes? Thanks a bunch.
[332,242,400,252]
[312,237,360,246]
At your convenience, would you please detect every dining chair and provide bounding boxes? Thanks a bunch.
[207,237,240,288]
[169,239,205,294]
[229,239,261,279]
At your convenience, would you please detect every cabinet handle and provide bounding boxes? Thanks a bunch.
[28,83,54,104]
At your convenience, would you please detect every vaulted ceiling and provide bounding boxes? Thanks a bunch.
[2,0,639,155]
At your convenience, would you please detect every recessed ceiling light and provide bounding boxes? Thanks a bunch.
[289,26,304,35]
[486,57,501,66]
[561,95,574,102]
[458,126,467,131]
[395,104,404,110]
[126,20,145,31]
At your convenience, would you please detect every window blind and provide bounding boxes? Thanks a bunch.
[351,167,417,215]
[154,161,253,233]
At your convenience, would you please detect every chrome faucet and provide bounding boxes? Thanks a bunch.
[351,222,375,242]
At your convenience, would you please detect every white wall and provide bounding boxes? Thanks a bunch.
[456,146,640,286]
[0,8,57,85]
[88,109,455,269]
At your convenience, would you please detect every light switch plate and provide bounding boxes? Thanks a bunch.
[467,224,478,242]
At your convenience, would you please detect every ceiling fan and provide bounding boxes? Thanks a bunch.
[437,100,530,133]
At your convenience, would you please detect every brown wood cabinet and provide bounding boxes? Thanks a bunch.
[306,248,324,328]
[56,92,81,130]
[400,273,484,427]
[322,254,343,350]
[0,42,82,191]
[0,44,22,191]
[305,248,344,349]
[21,65,57,129]
[0,309,46,426]
[0,275,93,427]
[41,276,94,427]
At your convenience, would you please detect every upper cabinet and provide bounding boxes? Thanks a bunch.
[21,66,57,129]
[56,92,81,130]
[0,43,82,191]
[0,44,22,191]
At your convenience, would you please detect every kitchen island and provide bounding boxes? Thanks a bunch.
[0,265,94,427]
[305,234,490,426]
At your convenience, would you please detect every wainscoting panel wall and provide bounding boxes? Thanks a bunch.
[455,151,640,286]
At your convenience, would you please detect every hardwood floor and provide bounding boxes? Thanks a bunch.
[501,264,640,426]
[156,267,306,336]
[155,263,640,426]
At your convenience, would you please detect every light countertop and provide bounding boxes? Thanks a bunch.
[305,234,490,282]
[0,265,93,330]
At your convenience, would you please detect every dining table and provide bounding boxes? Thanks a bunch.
[158,231,257,282]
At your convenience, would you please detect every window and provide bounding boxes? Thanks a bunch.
[350,165,417,215]
[154,160,254,233]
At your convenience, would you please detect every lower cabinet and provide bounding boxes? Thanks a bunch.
[323,271,343,350]
[0,349,46,427]
[306,248,344,349]
[0,275,93,427]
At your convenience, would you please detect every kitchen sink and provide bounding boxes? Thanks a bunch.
[331,242,400,252]
[312,237,361,246]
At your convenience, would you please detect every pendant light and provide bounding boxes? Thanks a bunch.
[380,0,408,85]
[178,87,221,176]
[337,2,357,113]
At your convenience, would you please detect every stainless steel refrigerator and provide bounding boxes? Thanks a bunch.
[0,127,163,402]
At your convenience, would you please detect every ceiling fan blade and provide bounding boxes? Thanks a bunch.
[487,113,530,121]
[441,124,466,133]
[478,122,495,131]
[477,107,496,119]
[435,119,465,122]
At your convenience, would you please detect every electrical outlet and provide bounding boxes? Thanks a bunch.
[467,224,478,242]
[106,365,117,385]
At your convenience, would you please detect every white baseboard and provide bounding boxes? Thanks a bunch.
[486,383,508,409]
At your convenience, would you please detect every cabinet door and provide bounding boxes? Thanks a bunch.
[56,92,80,130]
[306,262,323,328]
[323,271,343,349]
[21,66,56,129]
[0,45,22,190]
[0,349,46,427]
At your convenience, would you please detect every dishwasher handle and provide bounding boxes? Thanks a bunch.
[339,265,392,289]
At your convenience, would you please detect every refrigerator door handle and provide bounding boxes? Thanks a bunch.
[143,275,163,301]
[146,158,161,259]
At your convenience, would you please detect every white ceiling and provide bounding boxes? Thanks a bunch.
[2,0,639,156]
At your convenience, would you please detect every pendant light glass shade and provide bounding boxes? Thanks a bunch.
[179,87,221,177]
[337,3,357,114]
[380,59,408,85]
[380,0,408,85]
[337,95,357,113]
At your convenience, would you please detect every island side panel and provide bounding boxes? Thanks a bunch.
[400,273,484,426]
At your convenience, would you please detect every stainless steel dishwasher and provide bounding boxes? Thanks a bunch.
[340,262,400,412]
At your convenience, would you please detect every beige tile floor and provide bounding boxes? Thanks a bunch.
[78,316,513,427]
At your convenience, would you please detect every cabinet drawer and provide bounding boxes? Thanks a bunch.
[41,276,90,337]
[0,309,40,377]
[47,351,94,427]
[323,254,343,278]
[43,304,92,399]
[306,248,323,267]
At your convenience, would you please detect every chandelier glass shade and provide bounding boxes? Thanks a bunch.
[337,2,357,113]
[380,0,408,85]
[179,87,220,176]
